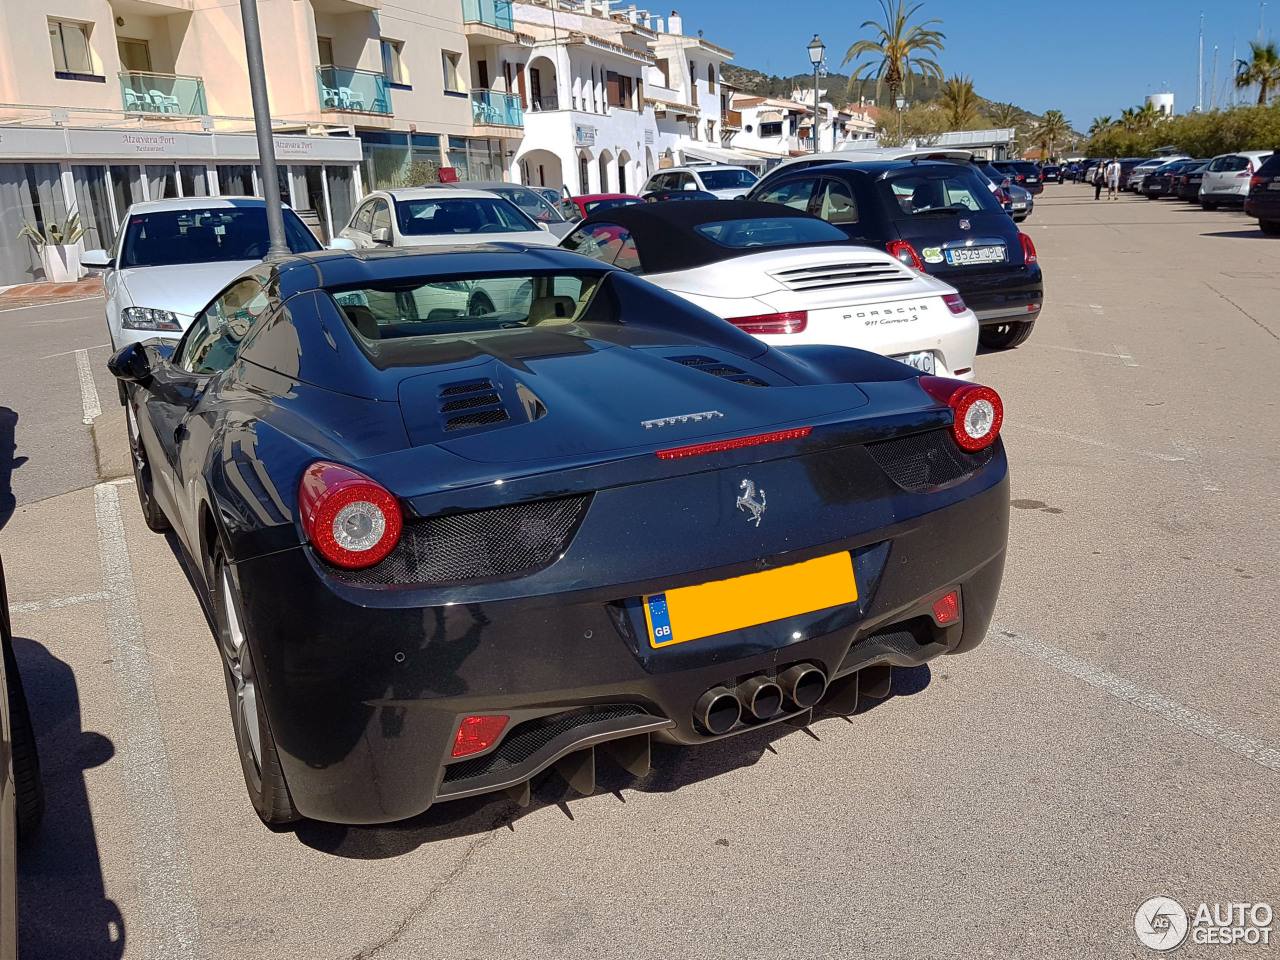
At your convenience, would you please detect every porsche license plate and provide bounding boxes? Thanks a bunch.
[892,350,935,374]
[945,245,1006,266]
[643,553,857,648]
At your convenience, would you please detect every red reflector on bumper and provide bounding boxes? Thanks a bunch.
[452,715,509,758]
[655,427,813,460]
[932,590,960,625]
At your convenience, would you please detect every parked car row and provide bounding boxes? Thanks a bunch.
[1070,149,1280,233]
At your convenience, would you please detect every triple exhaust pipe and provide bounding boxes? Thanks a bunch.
[694,663,828,735]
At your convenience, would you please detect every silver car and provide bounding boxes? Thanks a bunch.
[1199,151,1274,209]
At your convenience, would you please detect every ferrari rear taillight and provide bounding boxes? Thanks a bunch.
[655,427,813,460]
[886,240,925,270]
[942,293,967,315]
[299,461,403,569]
[1019,233,1038,264]
[724,311,807,335]
[919,376,1004,452]
[452,715,509,758]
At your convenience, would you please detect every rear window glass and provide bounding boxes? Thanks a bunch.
[395,197,538,236]
[329,273,609,341]
[583,197,644,215]
[693,217,846,247]
[491,187,565,223]
[119,207,320,268]
[1256,154,1280,177]
[696,168,759,191]
[879,171,1004,216]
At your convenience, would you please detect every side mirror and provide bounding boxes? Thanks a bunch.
[81,249,113,269]
[537,221,550,232]
[328,237,357,251]
[107,342,153,384]
[683,182,698,191]
[371,226,392,245]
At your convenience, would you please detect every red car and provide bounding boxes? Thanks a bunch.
[558,193,644,222]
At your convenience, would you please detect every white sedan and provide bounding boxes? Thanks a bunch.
[560,201,978,379]
[338,187,558,249]
[80,197,324,350]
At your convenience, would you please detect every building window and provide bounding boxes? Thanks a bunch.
[760,121,782,138]
[706,119,715,140]
[381,39,407,85]
[707,63,715,90]
[443,51,464,93]
[579,155,590,193]
[317,36,334,66]
[117,38,151,73]
[49,19,96,77]
[655,58,669,86]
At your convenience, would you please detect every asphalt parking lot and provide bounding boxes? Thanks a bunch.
[2,188,1277,959]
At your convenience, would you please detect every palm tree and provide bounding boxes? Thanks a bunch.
[939,74,981,129]
[1235,40,1280,105]
[1029,109,1071,162]
[1088,116,1114,136]
[1119,106,1140,132]
[1136,101,1161,127]
[842,0,946,107]
[988,102,1022,129]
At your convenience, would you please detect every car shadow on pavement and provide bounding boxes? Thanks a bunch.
[293,664,932,861]
[1200,229,1277,240]
[0,407,28,531]
[14,636,126,959]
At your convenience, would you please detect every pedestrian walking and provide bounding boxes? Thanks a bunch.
[1106,157,1122,200]
[1093,162,1105,200]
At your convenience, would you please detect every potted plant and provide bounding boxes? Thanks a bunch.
[17,212,87,283]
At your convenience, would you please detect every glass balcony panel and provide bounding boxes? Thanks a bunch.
[120,72,208,115]
[317,66,392,115]
[462,0,515,30]
[470,90,523,127]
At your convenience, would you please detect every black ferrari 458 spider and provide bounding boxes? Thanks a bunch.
[108,243,1009,826]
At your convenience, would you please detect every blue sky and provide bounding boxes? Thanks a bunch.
[670,0,1274,133]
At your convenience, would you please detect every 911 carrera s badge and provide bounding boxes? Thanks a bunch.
[736,479,767,527]
[642,410,724,429]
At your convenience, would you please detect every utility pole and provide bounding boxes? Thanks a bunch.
[1198,12,1204,112]
[1211,45,1219,108]
[238,0,289,260]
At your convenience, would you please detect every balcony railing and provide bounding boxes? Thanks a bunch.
[317,66,391,115]
[120,71,207,115]
[462,0,514,30]
[529,93,559,112]
[471,89,523,127]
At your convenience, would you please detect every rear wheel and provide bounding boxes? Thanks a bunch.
[1201,199,1218,211]
[979,320,1036,350]
[210,551,300,826]
[467,291,495,316]
[1259,220,1280,236]
[125,401,170,532]
[3,640,44,841]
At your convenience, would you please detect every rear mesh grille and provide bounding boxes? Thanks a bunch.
[668,355,770,387]
[438,379,511,432]
[441,393,502,413]
[445,408,510,431]
[327,494,591,585]
[866,429,995,492]
[441,705,648,784]
[770,261,911,293]
[440,379,494,397]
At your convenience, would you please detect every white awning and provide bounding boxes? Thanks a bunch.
[757,110,784,123]
[680,145,763,167]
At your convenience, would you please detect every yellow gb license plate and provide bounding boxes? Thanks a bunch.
[643,553,858,648]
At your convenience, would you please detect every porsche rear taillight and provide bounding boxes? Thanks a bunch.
[724,311,807,335]
[919,376,1004,452]
[1019,233,1038,264]
[942,293,967,315]
[886,240,925,270]
[299,461,403,569]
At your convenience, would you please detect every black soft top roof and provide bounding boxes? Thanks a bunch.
[576,200,845,274]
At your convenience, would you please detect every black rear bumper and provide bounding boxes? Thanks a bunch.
[934,265,1043,325]
[230,443,1010,824]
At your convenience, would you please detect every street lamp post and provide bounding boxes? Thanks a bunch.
[895,95,907,142]
[238,0,289,260]
[807,34,825,154]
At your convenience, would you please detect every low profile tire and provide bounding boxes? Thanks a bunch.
[467,292,495,316]
[1259,220,1280,236]
[210,551,300,826]
[125,402,170,532]
[4,640,44,842]
[979,320,1036,350]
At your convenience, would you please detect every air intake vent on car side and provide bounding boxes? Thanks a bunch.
[438,378,511,432]
[770,261,911,293]
[668,355,770,387]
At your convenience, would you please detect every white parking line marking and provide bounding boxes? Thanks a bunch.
[76,348,102,425]
[9,591,110,614]
[0,295,101,315]
[1035,343,1124,359]
[1089,304,1104,315]
[40,342,111,360]
[1011,423,1186,462]
[994,626,1280,775]
[94,482,202,960]
[1113,343,1139,367]
[1169,440,1223,492]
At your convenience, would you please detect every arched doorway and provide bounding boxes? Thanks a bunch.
[576,149,593,193]
[597,149,614,193]
[616,150,632,193]
[516,148,564,190]
[526,56,560,112]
